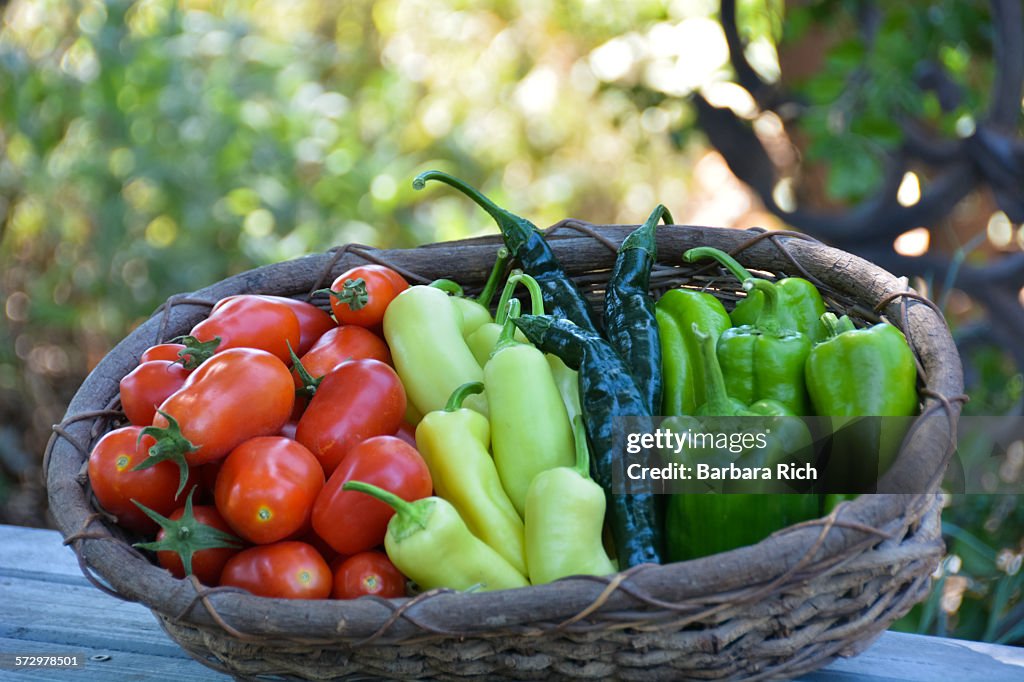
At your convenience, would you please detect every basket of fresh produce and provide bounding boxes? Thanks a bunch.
[45,171,964,681]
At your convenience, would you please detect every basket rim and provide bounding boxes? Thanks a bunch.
[45,223,963,644]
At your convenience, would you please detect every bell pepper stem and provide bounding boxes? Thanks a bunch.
[821,312,856,338]
[683,246,754,284]
[445,381,485,412]
[343,480,427,529]
[692,323,734,416]
[621,204,672,254]
[496,272,544,324]
[429,279,465,297]
[572,415,592,480]
[475,247,510,306]
[743,278,782,334]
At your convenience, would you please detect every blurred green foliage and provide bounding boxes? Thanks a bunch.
[0,0,1021,647]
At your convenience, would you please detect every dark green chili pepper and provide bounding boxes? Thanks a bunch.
[604,204,672,415]
[413,170,601,334]
[513,314,664,568]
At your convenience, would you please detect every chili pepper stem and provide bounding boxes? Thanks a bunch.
[414,171,520,234]
[491,299,522,356]
[621,204,672,254]
[429,279,465,297]
[445,381,485,412]
[495,273,544,324]
[683,247,753,283]
[475,247,510,306]
[343,480,429,530]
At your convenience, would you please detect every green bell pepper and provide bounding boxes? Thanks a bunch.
[655,289,732,416]
[684,246,828,343]
[806,313,919,489]
[717,278,812,415]
[665,324,819,562]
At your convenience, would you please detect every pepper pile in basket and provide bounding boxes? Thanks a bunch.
[86,171,921,600]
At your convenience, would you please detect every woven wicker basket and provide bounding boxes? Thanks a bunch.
[45,222,964,681]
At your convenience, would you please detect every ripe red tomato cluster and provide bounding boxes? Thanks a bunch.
[89,266,426,601]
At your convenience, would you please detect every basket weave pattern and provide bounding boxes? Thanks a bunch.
[45,224,964,681]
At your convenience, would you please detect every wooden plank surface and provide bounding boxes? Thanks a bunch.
[1,524,1022,681]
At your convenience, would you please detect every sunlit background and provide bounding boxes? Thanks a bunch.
[1,0,1022,645]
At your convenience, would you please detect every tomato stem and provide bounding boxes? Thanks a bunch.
[136,410,199,498]
[317,278,369,312]
[133,487,242,577]
[288,341,322,398]
[175,336,221,370]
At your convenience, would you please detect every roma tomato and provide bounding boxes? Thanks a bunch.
[215,437,324,544]
[322,265,408,328]
[140,343,187,364]
[155,504,240,585]
[296,359,406,475]
[87,426,194,534]
[214,295,335,356]
[119,360,190,426]
[332,550,406,599]
[311,436,432,555]
[292,326,391,391]
[191,295,300,364]
[149,348,294,467]
[219,541,331,599]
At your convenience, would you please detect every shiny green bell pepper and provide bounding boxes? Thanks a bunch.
[717,278,812,415]
[684,246,828,343]
[655,289,731,416]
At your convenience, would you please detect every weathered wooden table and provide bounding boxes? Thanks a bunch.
[1,523,1021,681]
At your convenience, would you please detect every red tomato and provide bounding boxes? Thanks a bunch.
[153,348,294,466]
[219,541,331,599]
[191,295,300,364]
[311,436,432,555]
[292,326,391,390]
[87,426,194,534]
[214,295,335,356]
[140,343,188,364]
[296,360,406,474]
[119,360,190,426]
[324,265,408,328]
[332,550,406,599]
[156,505,240,585]
[215,437,325,544]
